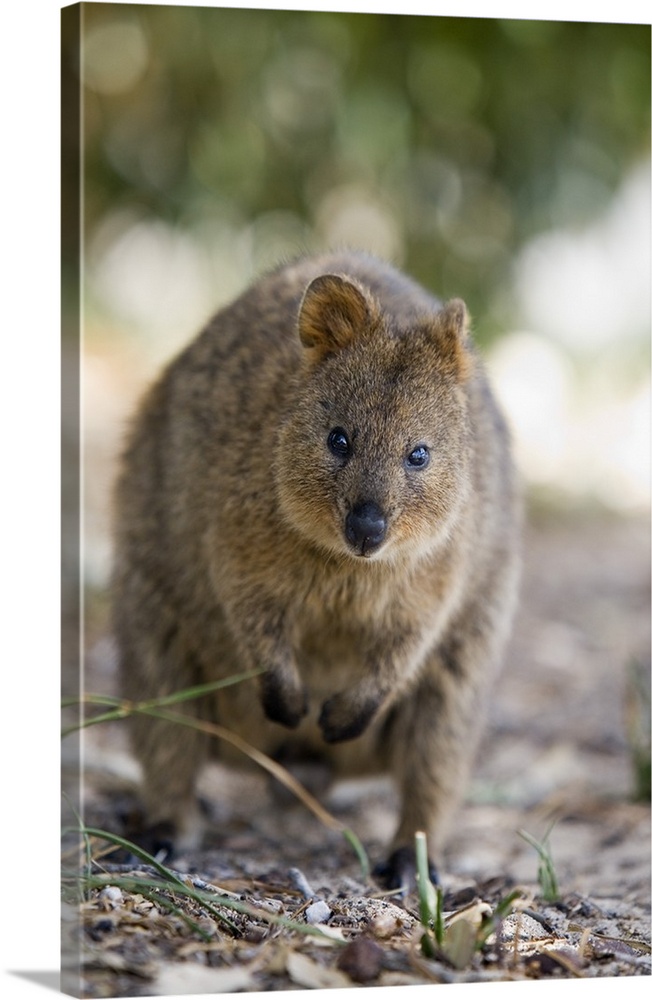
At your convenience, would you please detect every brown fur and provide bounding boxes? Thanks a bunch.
[111,251,521,885]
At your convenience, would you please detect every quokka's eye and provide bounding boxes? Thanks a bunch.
[406,445,430,469]
[328,427,351,458]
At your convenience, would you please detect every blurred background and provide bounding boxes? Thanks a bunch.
[61,4,650,607]
[62,4,650,592]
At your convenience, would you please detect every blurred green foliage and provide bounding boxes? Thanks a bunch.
[63,3,650,339]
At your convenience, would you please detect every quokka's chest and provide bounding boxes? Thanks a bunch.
[287,574,419,683]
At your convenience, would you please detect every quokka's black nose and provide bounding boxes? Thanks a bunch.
[345,502,387,555]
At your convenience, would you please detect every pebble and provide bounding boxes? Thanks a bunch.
[305,900,332,924]
[337,937,384,982]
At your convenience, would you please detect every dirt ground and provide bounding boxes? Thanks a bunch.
[62,507,651,996]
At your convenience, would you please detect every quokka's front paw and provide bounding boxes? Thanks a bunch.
[125,819,178,864]
[318,689,383,743]
[261,670,309,728]
[373,845,440,895]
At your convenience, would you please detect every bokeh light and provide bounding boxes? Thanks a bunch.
[62,5,650,587]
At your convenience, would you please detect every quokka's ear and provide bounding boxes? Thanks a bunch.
[433,298,474,379]
[298,274,378,361]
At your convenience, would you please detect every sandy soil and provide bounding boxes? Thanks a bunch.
[62,508,651,995]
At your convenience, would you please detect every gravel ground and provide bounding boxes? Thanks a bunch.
[62,508,651,996]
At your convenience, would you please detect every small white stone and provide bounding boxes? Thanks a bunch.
[99,886,123,905]
[305,900,332,925]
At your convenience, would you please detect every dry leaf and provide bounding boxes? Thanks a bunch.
[154,961,257,994]
[446,898,491,930]
[442,919,477,970]
[310,924,348,944]
[286,949,352,989]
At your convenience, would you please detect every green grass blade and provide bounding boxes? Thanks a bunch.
[342,827,370,880]
[518,827,559,901]
[414,831,442,949]
[61,670,265,737]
